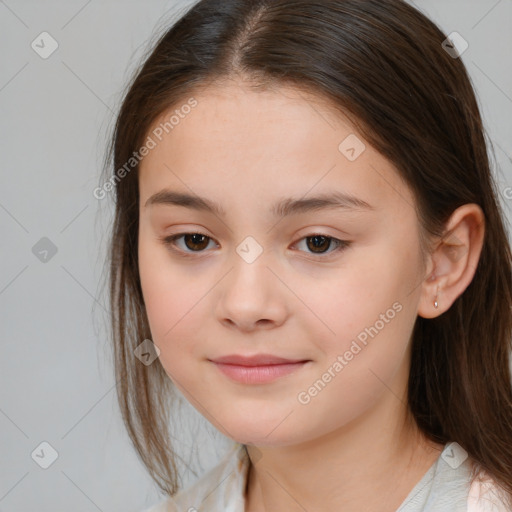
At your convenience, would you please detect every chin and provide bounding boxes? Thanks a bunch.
[212,414,315,448]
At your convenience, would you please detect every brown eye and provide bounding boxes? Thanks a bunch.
[294,234,350,256]
[161,232,216,256]
[305,235,332,253]
[182,233,210,251]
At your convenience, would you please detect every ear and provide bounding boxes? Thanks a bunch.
[417,203,485,319]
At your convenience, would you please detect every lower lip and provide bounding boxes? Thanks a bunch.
[212,361,308,384]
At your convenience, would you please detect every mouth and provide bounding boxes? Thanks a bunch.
[208,354,311,384]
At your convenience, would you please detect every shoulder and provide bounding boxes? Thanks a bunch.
[141,442,249,512]
[467,470,511,512]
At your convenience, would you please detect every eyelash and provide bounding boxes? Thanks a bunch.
[159,232,351,259]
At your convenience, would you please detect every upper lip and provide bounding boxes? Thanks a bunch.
[210,354,309,366]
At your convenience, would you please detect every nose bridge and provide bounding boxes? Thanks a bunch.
[215,238,288,330]
[228,237,272,298]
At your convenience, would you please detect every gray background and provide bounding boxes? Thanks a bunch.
[1,1,511,511]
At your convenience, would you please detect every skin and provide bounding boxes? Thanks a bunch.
[137,78,485,512]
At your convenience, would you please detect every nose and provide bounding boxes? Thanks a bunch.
[214,253,289,332]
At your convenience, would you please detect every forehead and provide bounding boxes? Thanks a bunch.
[153,80,356,150]
[138,81,415,219]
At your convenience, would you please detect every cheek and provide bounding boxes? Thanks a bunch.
[138,238,202,358]
[292,281,414,439]
[301,244,417,381]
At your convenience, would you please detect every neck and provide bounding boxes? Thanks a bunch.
[244,393,444,512]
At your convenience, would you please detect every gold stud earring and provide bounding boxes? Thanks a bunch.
[434,285,439,309]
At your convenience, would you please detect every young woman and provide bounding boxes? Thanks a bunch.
[102,0,512,510]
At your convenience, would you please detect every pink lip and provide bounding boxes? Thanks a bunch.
[209,354,310,384]
[211,354,307,366]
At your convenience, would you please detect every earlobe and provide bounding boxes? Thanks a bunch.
[417,203,485,319]
[417,271,447,319]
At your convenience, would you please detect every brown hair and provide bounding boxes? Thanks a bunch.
[102,0,512,504]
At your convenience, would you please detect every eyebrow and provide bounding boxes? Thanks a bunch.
[144,189,375,217]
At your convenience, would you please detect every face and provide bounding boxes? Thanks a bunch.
[138,80,427,447]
